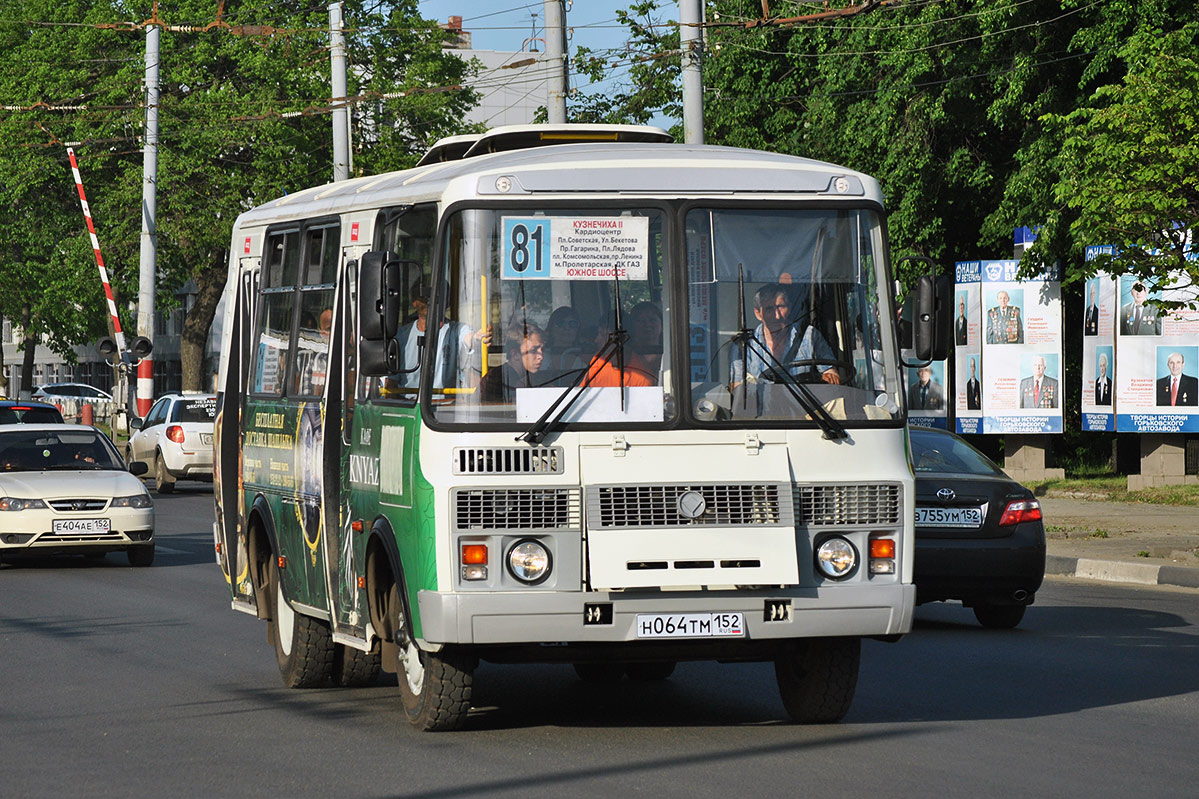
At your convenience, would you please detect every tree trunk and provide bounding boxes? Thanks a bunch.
[181,249,228,392]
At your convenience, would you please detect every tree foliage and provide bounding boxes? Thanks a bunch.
[1,0,479,392]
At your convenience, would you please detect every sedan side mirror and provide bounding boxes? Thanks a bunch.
[129,418,143,430]
[129,461,149,476]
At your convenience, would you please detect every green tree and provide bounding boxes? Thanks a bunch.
[1029,23,1199,301]
[0,0,137,395]
[2,1,480,394]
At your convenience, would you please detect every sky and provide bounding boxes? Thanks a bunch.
[415,1,675,127]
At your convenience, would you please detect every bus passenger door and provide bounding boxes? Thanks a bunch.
[322,249,369,638]
[218,263,258,607]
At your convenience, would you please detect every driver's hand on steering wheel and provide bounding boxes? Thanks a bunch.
[820,369,841,385]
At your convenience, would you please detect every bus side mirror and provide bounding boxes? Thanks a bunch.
[913,273,950,362]
[358,250,401,341]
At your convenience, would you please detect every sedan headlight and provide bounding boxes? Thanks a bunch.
[0,497,48,511]
[815,537,858,579]
[507,539,552,584]
[112,494,154,509]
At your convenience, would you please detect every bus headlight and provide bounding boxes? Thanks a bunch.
[507,539,552,585]
[815,537,857,579]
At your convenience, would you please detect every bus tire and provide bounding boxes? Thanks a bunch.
[626,661,676,681]
[389,582,473,731]
[774,637,860,724]
[268,559,334,688]
[154,453,175,494]
[335,644,381,687]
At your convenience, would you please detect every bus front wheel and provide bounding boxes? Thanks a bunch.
[268,559,335,688]
[387,582,474,731]
[774,637,860,724]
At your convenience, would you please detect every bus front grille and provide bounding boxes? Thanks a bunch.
[452,446,564,475]
[795,483,901,526]
[588,484,790,528]
[453,487,581,531]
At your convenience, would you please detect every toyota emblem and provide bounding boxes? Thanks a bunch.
[936,488,955,502]
[677,490,707,520]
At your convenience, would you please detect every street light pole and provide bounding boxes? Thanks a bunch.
[136,21,161,417]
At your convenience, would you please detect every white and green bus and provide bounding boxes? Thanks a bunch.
[213,124,945,730]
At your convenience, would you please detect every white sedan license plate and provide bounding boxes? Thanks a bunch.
[52,518,111,535]
[636,612,745,639]
[915,506,983,528]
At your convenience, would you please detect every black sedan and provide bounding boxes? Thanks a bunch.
[909,426,1045,629]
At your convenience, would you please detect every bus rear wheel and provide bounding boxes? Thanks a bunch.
[388,582,474,731]
[774,637,860,724]
[268,559,335,688]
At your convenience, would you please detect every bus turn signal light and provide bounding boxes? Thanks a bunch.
[461,544,488,564]
[870,539,896,559]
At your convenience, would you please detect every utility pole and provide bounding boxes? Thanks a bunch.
[681,0,705,144]
[329,2,350,182]
[136,21,161,417]
[543,0,568,123]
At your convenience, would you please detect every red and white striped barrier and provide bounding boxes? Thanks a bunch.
[67,147,127,357]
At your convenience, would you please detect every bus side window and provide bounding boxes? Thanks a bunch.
[293,223,338,397]
[253,229,300,395]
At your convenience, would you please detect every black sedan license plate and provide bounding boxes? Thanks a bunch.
[635,612,745,639]
[915,507,982,528]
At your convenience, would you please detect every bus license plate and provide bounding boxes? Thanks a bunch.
[915,507,983,528]
[636,612,745,639]
[52,518,111,535]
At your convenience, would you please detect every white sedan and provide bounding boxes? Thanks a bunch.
[0,425,155,567]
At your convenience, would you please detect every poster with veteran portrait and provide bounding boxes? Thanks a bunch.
[1080,253,1117,431]
[980,259,1063,434]
[953,261,984,434]
[904,358,949,429]
[1115,271,1199,433]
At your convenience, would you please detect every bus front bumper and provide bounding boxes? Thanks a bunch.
[416,584,914,646]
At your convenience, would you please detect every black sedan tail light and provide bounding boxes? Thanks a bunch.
[998,499,1041,527]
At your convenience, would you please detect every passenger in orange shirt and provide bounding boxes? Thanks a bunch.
[585,301,662,387]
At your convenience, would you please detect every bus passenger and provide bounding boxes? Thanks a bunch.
[479,323,546,403]
[385,289,489,392]
[731,283,840,387]
[584,301,662,387]
[542,306,583,384]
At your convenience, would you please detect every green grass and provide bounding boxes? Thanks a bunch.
[1026,476,1199,506]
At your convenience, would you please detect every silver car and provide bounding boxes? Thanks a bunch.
[126,393,216,493]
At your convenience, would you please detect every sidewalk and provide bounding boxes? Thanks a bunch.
[1038,495,1199,590]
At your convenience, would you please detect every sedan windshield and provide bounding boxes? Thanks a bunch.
[0,430,124,471]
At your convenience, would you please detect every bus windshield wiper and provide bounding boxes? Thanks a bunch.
[730,266,847,440]
[517,278,629,445]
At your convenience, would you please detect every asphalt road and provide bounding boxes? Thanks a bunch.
[2,488,1196,798]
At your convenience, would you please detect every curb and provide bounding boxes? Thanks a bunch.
[1046,554,1199,590]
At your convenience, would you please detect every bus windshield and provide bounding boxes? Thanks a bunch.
[430,207,673,427]
[686,207,902,424]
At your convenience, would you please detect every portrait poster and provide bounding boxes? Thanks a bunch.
[904,356,949,429]
[953,261,983,434]
[1080,251,1117,431]
[1114,270,1199,433]
[979,259,1063,434]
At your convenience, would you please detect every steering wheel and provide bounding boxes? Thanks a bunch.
[781,358,856,384]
